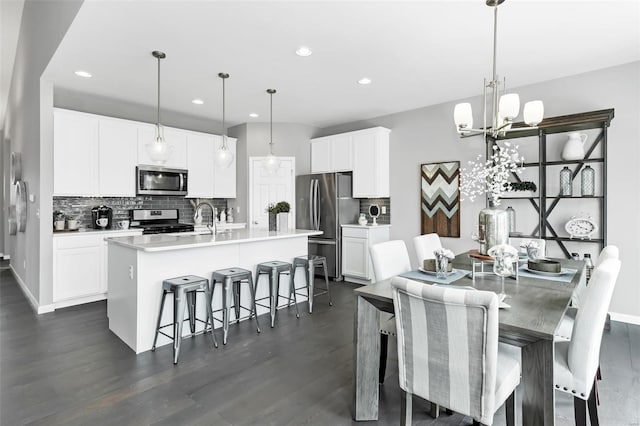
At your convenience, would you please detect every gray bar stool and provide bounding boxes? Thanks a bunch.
[210,267,260,345]
[152,275,217,365]
[255,261,300,328]
[291,255,332,313]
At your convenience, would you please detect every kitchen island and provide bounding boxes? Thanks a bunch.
[106,229,322,353]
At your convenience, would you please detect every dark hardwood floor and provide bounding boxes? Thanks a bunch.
[1,268,639,425]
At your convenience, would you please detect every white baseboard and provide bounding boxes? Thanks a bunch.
[609,312,640,326]
[9,266,54,314]
[54,293,106,310]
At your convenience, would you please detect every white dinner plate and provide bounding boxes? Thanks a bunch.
[418,267,456,276]
[523,266,572,276]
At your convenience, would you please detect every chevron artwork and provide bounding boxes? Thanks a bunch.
[421,161,460,237]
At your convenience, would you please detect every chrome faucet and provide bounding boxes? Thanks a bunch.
[195,201,217,235]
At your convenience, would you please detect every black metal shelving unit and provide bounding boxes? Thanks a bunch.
[488,109,614,258]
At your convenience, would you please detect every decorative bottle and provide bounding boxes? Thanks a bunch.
[226,207,234,223]
[581,165,595,197]
[506,206,516,235]
[584,253,594,283]
[571,252,580,261]
[219,208,226,223]
[560,166,573,196]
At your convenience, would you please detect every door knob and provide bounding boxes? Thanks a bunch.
[253,221,259,225]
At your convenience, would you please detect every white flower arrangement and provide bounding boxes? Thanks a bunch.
[459,142,523,206]
[434,248,455,260]
[519,240,540,249]
[487,243,519,259]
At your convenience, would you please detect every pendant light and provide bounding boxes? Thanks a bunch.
[146,50,172,164]
[214,72,234,168]
[262,89,280,174]
[453,0,544,140]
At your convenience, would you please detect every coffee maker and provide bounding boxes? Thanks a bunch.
[91,205,113,229]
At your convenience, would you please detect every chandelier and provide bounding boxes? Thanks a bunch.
[454,0,544,140]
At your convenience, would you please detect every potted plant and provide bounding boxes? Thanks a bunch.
[266,201,291,231]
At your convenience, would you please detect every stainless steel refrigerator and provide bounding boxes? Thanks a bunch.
[296,172,360,280]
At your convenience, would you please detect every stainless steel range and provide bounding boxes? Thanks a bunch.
[129,209,194,234]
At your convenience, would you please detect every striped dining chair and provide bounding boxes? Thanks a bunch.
[391,276,520,426]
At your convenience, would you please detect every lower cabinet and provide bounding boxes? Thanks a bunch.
[53,231,142,309]
[341,225,390,285]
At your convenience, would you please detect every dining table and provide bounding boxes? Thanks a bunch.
[352,253,585,426]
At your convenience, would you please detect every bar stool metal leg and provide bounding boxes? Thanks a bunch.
[173,287,187,364]
[187,290,197,335]
[322,260,332,306]
[307,261,315,314]
[152,289,168,351]
[247,274,261,333]
[222,277,232,345]
[289,265,300,318]
[202,283,218,348]
[269,268,281,327]
[233,280,241,320]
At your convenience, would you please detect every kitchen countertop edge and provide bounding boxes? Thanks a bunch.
[341,224,392,228]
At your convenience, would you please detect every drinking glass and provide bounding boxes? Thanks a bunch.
[493,255,514,301]
[435,254,449,279]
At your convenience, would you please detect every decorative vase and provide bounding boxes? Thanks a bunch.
[562,132,587,160]
[560,166,573,196]
[581,165,595,196]
[193,208,203,225]
[506,206,516,234]
[268,212,277,231]
[477,205,509,255]
[358,213,368,226]
[277,212,289,232]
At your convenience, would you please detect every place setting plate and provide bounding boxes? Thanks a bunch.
[522,266,574,277]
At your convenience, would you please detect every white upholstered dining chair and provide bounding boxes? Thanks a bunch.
[391,276,520,426]
[554,258,621,426]
[369,240,412,384]
[412,233,442,264]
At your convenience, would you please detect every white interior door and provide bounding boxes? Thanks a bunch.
[249,157,295,229]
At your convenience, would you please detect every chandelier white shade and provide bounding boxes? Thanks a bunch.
[146,51,171,164]
[214,72,234,168]
[262,88,280,174]
[454,0,543,138]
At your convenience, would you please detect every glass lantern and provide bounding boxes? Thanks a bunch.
[581,165,595,197]
[560,166,573,196]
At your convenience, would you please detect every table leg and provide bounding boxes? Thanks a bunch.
[353,295,380,421]
[522,339,555,426]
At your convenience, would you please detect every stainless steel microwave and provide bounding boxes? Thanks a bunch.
[136,166,188,196]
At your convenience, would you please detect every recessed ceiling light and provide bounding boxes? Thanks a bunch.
[358,77,372,85]
[249,113,259,118]
[74,70,92,78]
[295,46,312,57]
[192,99,204,105]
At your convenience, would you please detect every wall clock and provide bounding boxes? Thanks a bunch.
[565,214,598,240]
[16,181,27,233]
[10,152,22,184]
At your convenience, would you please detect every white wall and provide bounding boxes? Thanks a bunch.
[318,62,640,320]
[2,0,83,311]
[228,122,316,223]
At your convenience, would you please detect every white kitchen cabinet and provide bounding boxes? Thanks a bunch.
[213,136,237,198]
[310,134,353,173]
[53,230,143,309]
[352,127,390,198]
[53,109,100,196]
[186,131,215,198]
[137,124,188,169]
[341,224,390,285]
[98,118,138,196]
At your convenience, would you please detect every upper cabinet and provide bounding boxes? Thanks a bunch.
[98,118,138,196]
[137,124,187,169]
[53,108,237,198]
[311,133,353,173]
[310,127,390,198]
[185,132,237,199]
[53,109,100,196]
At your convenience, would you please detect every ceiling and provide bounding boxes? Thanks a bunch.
[42,0,640,129]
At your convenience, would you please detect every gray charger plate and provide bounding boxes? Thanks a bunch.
[523,266,572,277]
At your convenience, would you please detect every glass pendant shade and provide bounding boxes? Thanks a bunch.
[214,135,234,168]
[454,103,473,132]
[498,93,520,122]
[262,153,280,174]
[146,127,171,164]
[524,100,544,126]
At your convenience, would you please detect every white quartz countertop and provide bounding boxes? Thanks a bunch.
[106,229,323,252]
[341,224,392,228]
[53,228,143,237]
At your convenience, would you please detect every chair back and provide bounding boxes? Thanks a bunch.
[370,240,412,281]
[596,245,619,266]
[412,233,443,263]
[568,258,621,392]
[391,276,500,425]
[572,245,619,307]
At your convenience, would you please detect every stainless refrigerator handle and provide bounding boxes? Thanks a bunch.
[314,179,320,230]
[309,180,314,229]
[308,239,336,245]
[179,173,185,191]
[315,179,321,230]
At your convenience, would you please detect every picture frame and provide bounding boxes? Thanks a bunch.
[420,161,460,237]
